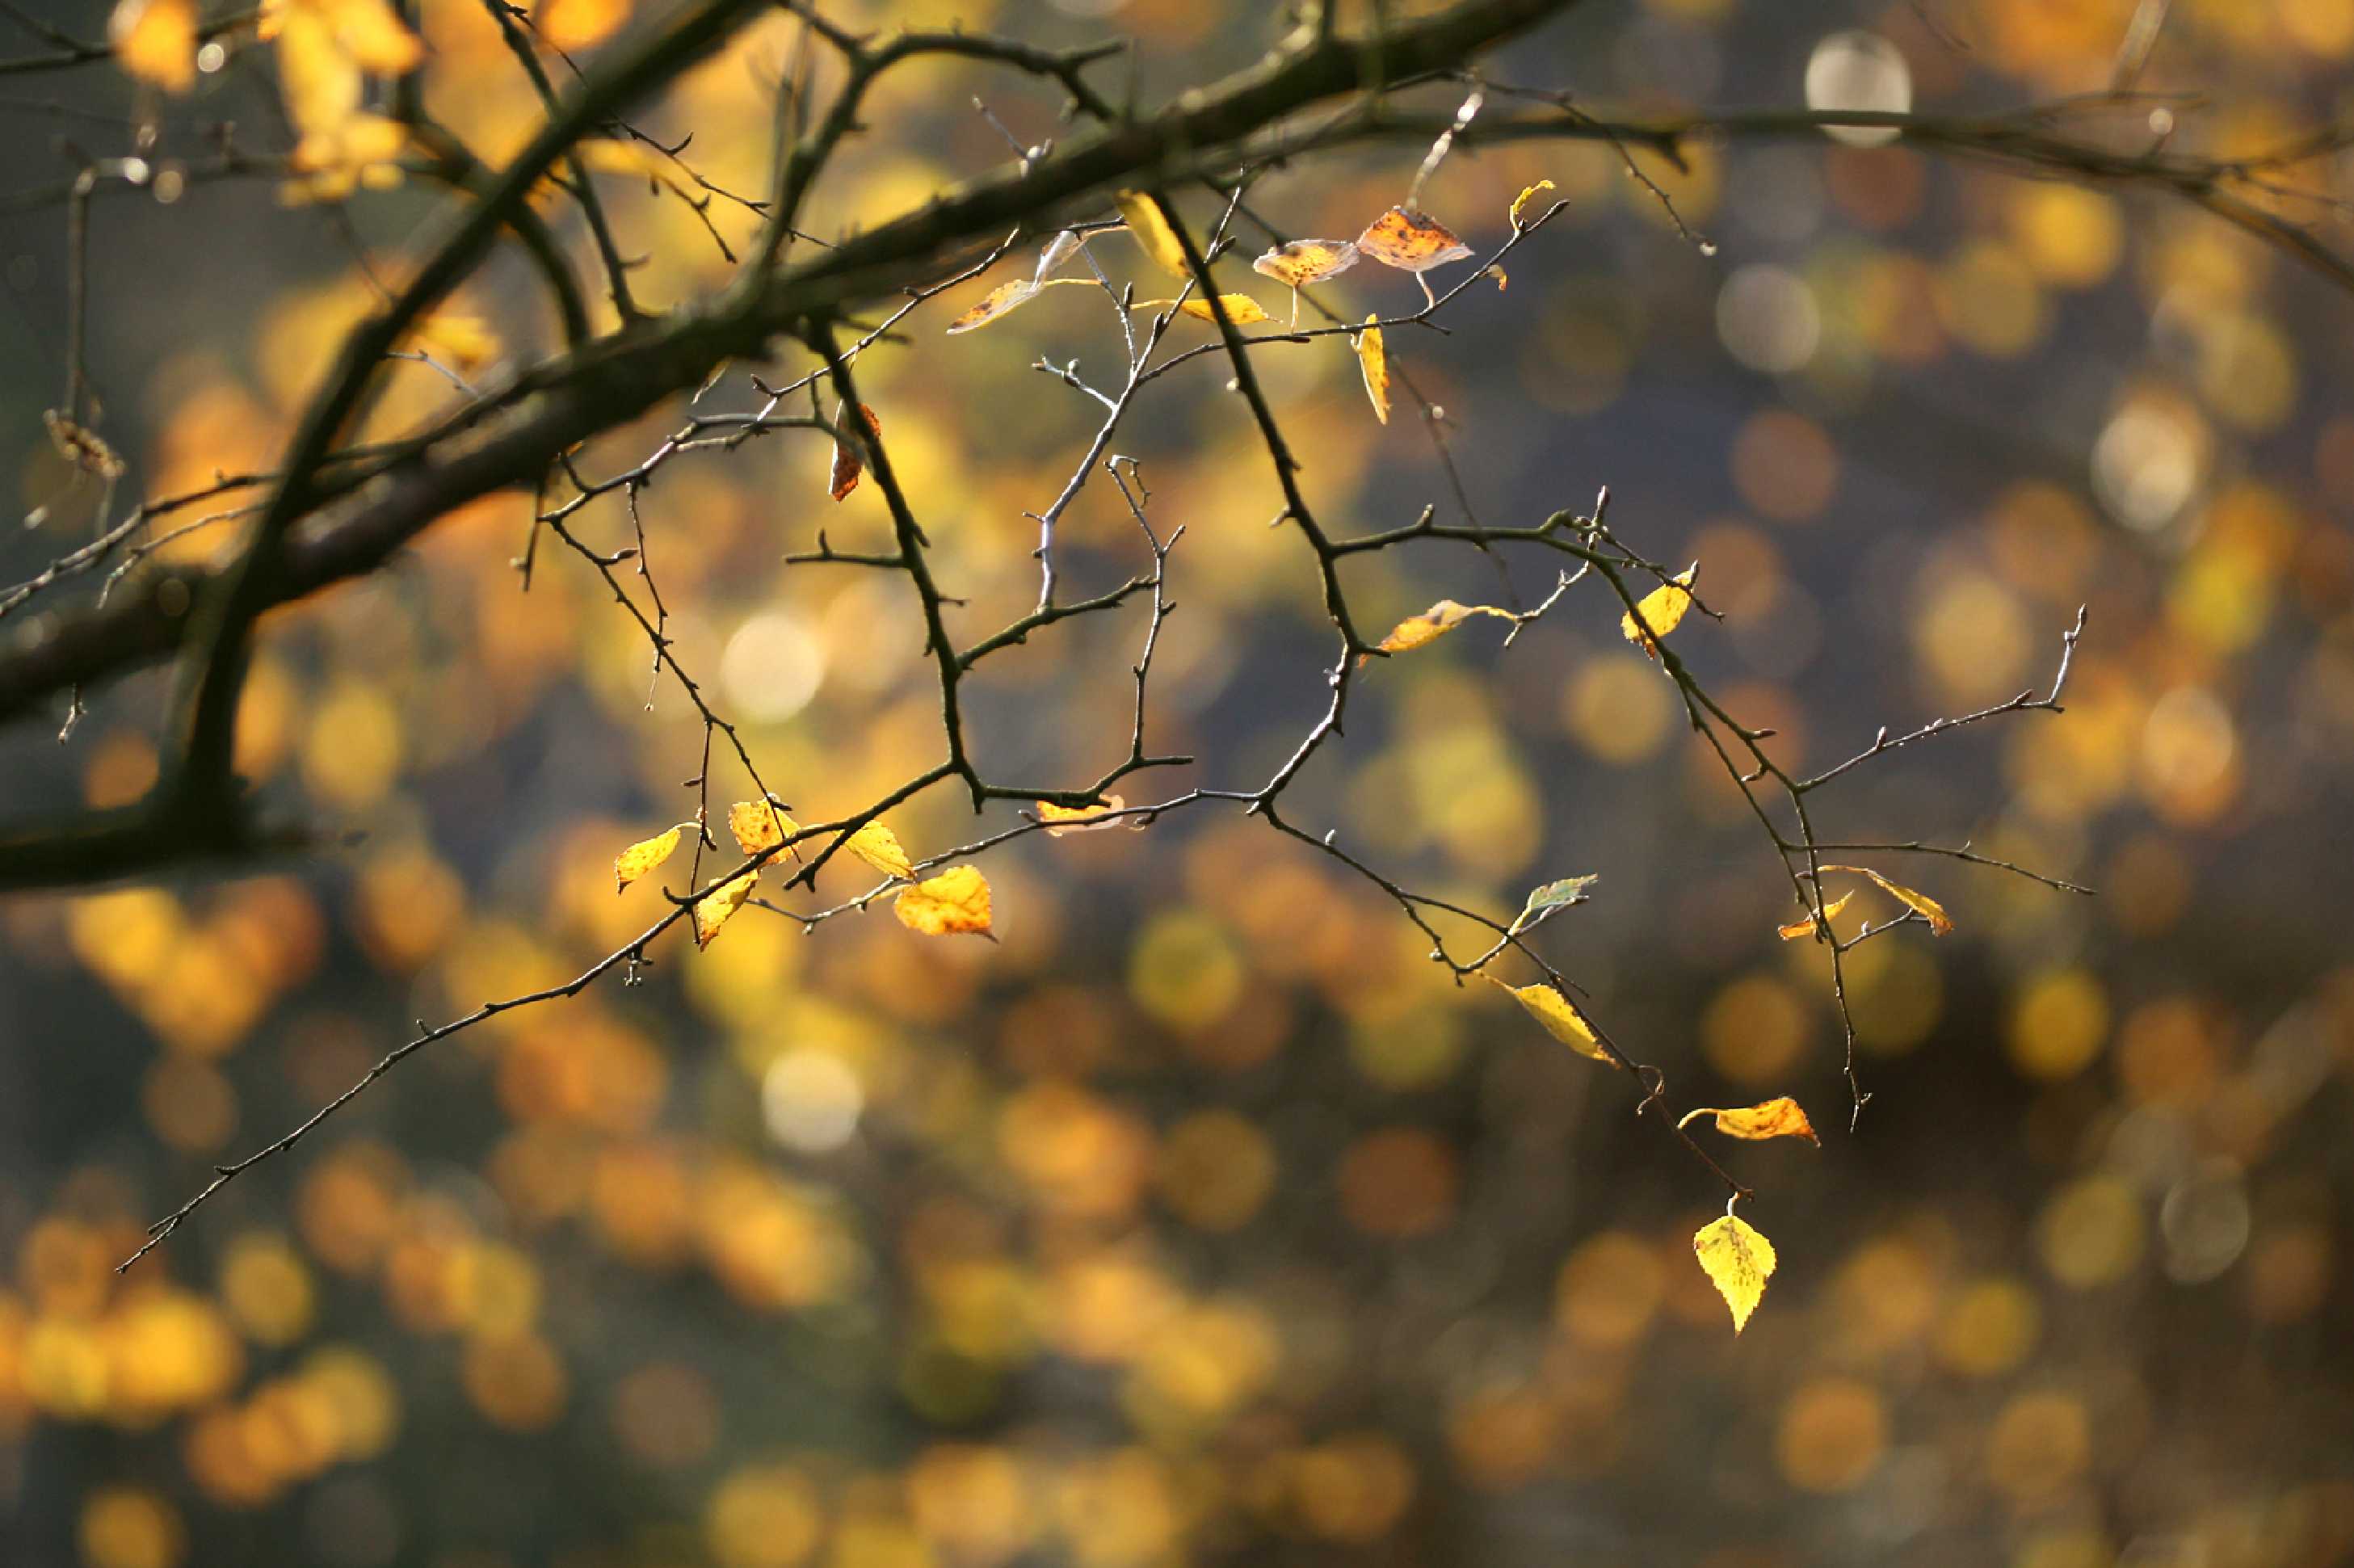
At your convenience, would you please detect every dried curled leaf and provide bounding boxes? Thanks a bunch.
[613,826,682,893]
[829,403,881,502]
[535,0,630,52]
[1251,239,1360,288]
[846,822,913,881]
[727,799,800,856]
[1488,975,1610,1063]
[44,410,126,480]
[1508,179,1556,228]
[1776,889,1856,940]
[1510,874,1598,932]
[1694,1213,1777,1334]
[1356,206,1474,274]
[1680,1097,1821,1146]
[111,0,196,93]
[1620,563,1697,656]
[1131,295,1271,326]
[943,276,1091,334]
[893,864,994,937]
[1819,865,1955,935]
[1368,599,1513,660]
[1355,313,1389,425]
[694,870,757,948]
[1037,797,1139,836]
[1487,265,1507,291]
[1115,190,1191,279]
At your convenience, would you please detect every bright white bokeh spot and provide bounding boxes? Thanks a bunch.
[762,1049,864,1154]
[1805,32,1911,148]
[1716,264,1821,374]
[2092,402,2202,532]
[719,610,825,725]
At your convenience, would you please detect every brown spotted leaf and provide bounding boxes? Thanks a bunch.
[1367,599,1513,660]
[727,799,800,856]
[829,403,881,502]
[944,276,1090,334]
[893,864,994,937]
[1679,1097,1821,1146]
[1356,206,1473,274]
[1251,239,1360,288]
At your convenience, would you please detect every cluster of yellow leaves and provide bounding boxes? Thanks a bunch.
[1678,1097,1820,1146]
[828,404,881,502]
[261,0,424,203]
[1354,315,1389,424]
[110,0,195,93]
[1619,565,1698,656]
[1364,599,1515,662]
[1694,1212,1776,1334]
[1818,865,1955,935]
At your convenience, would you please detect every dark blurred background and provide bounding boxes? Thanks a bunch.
[2,0,2352,1565]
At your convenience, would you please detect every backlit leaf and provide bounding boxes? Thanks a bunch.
[1115,190,1191,278]
[1776,889,1856,940]
[1680,1097,1821,1146]
[408,311,499,372]
[111,0,196,93]
[1819,865,1955,935]
[1693,1213,1777,1334]
[893,864,994,937]
[275,5,363,143]
[693,870,756,948]
[1368,599,1512,658]
[613,826,681,893]
[1487,974,1611,1063]
[1131,295,1271,325]
[1251,239,1360,288]
[1354,314,1390,424]
[944,276,1091,334]
[727,800,800,856]
[846,822,913,881]
[322,0,425,74]
[1356,206,1474,274]
[829,403,881,502]
[1619,563,1697,656]
[1511,874,1597,931]
[1508,179,1556,228]
[535,0,629,52]
[1037,796,1139,836]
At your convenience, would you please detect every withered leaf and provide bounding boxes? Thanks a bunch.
[829,403,881,502]
[1251,239,1360,288]
[1508,179,1556,228]
[1356,206,1474,274]
[727,799,800,856]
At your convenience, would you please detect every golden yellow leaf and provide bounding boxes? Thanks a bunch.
[1487,974,1610,1063]
[1356,205,1473,274]
[1036,796,1138,836]
[317,0,422,74]
[283,109,407,204]
[893,864,994,937]
[1368,599,1513,658]
[573,138,670,179]
[1619,563,1697,656]
[1508,179,1556,228]
[1131,295,1271,326]
[846,822,913,881]
[830,403,881,502]
[693,870,756,948]
[408,311,499,372]
[275,5,362,143]
[1694,1213,1777,1334]
[612,826,681,893]
[1356,314,1389,425]
[1680,1097,1821,1146]
[1488,265,1507,291]
[943,276,1090,334]
[1251,239,1360,288]
[111,0,196,93]
[1114,190,1191,278]
[535,0,628,52]
[727,799,800,856]
[1776,889,1856,940]
[1818,865,1955,935]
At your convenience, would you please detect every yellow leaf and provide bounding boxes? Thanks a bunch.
[1488,974,1610,1063]
[1776,889,1856,940]
[1681,1097,1821,1146]
[944,276,1091,334]
[846,822,912,881]
[317,0,422,74]
[408,311,499,372]
[1356,314,1389,425]
[1488,265,1507,291]
[1131,295,1271,326]
[1619,563,1697,656]
[111,0,196,93]
[573,138,670,179]
[1818,865,1955,935]
[727,799,800,856]
[275,5,362,142]
[1368,599,1513,658]
[893,864,994,937]
[1356,205,1474,274]
[1693,1213,1777,1334]
[1251,239,1360,288]
[1508,179,1556,228]
[612,826,681,893]
[1115,190,1191,279]
[693,870,756,948]
[535,0,629,52]
[1036,796,1138,836]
